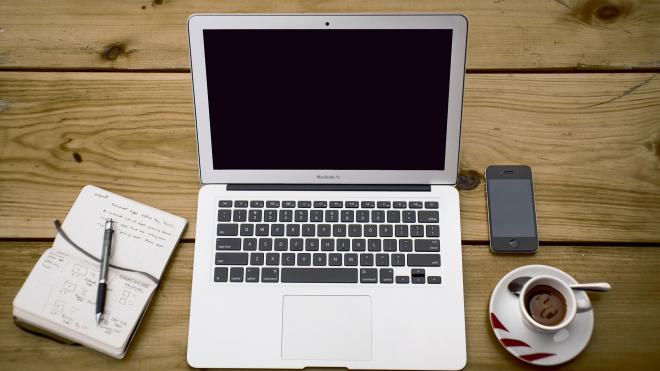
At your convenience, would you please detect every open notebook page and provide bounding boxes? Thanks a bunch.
[53,185,187,280]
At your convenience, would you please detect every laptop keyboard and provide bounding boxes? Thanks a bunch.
[213,200,442,285]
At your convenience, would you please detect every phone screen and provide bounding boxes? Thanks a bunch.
[487,178,537,238]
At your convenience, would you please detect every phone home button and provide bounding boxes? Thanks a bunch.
[508,239,519,248]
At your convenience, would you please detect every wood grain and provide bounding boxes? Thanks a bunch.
[1,72,658,242]
[1,242,658,370]
[0,0,658,71]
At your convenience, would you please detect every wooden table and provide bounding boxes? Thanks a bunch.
[1,1,659,370]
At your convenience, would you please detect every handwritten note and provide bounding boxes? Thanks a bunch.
[15,249,155,350]
[53,185,187,279]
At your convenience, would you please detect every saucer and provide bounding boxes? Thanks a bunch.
[489,264,594,366]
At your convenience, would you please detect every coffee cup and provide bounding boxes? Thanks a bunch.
[519,275,591,332]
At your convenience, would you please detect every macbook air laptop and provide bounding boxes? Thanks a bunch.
[187,14,468,370]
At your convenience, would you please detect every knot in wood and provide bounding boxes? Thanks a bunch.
[456,169,482,191]
[101,43,128,61]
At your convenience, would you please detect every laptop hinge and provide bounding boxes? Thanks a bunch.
[226,184,432,192]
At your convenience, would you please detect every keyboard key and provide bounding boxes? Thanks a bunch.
[392,253,405,266]
[360,268,378,283]
[425,201,439,209]
[216,238,240,250]
[364,224,377,237]
[380,268,394,283]
[352,239,366,251]
[310,210,323,222]
[367,239,381,252]
[321,239,334,251]
[286,224,300,236]
[399,239,413,252]
[298,201,311,208]
[250,200,264,208]
[325,210,339,222]
[396,276,410,284]
[415,239,440,252]
[318,224,331,237]
[266,253,280,266]
[250,252,264,266]
[302,224,315,236]
[356,210,370,222]
[360,253,374,266]
[408,254,441,267]
[329,253,342,266]
[230,267,244,282]
[217,224,238,236]
[217,209,231,222]
[313,201,327,208]
[376,253,389,266]
[329,201,343,208]
[412,276,425,284]
[245,267,260,282]
[348,224,362,237]
[426,225,440,237]
[418,211,440,223]
[297,253,311,266]
[282,201,295,208]
[255,224,269,236]
[341,210,354,222]
[387,210,401,223]
[264,210,277,222]
[379,224,393,237]
[411,225,425,237]
[395,225,408,237]
[305,238,319,251]
[409,201,423,209]
[313,253,327,266]
[218,200,232,208]
[428,276,442,284]
[233,209,247,222]
[259,238,273,251]
[371,210,385,223]
[240,224,254,236]
[337,239,350,251]
[383,239,397,252]
[282,268,358,283]
[279,210,293,222]
[274,238,288,251]
[290,238,304,251]
[235,200,248,208]
[346,201,359,208]
[295,210,308,222]
[402,211,416,223]
[261,268,279,282]
[243,238,257,251]
[361,201,375,208]
[393,201,407,209]
[271,224,284,236]
[266,200,280,208]
[214,267,228,282]
[344,253,358,266]
[333,224,347,237]
[377,201,391,208]
[282,253,295,266]
[412,268,425,277]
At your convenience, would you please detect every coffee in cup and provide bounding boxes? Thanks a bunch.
[525,284,567,326]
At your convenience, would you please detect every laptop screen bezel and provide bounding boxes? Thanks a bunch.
[188,14,468,185]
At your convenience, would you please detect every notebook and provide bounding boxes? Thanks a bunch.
[12,185,187,358]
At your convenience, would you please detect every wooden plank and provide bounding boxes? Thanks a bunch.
[0,0,658,71]
[0,242,658,370]
[1,72,659,242]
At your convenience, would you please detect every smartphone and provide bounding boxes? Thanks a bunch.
[485,165,539,253]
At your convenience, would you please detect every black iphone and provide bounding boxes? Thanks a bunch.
[486,165,539,253]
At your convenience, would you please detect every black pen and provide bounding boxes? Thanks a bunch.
[96,218,114,325]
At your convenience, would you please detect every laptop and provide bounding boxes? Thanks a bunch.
[186,14,468,370]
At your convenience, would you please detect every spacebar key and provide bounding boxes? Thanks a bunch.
[281,268,358,283]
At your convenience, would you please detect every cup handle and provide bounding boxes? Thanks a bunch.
[576,297,592,313]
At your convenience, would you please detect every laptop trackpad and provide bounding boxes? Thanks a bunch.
[281,295,372,361]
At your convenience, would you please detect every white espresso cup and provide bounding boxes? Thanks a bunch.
[519,275,591,332]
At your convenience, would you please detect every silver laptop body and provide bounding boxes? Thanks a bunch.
[187,14,468,370]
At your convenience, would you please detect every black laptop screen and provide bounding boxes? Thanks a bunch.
[202,29,453,170]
